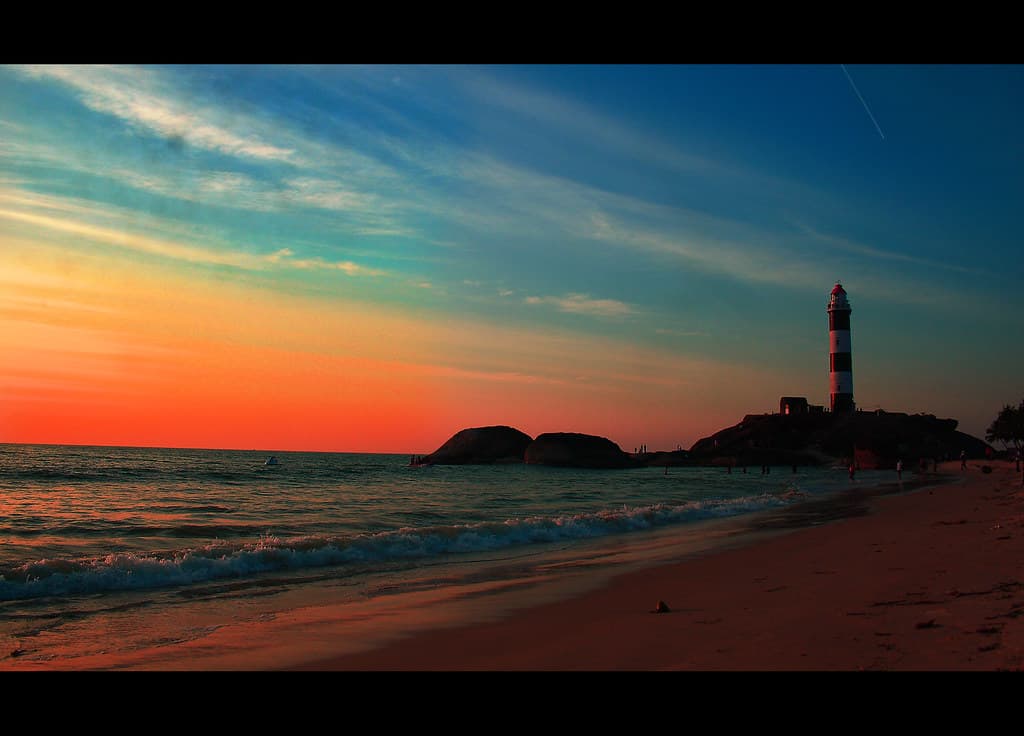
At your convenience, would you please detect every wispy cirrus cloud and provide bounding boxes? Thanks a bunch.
[0,187,387,277]
[795,222,990,277]
[450,68,822,206]
[283,254,387,276]
[435,151,833,292]
[587,212,829,290]
[12,65,297,163]
[283,176,383,213]
[0,205,270,269]
[525,293,633,318]
[0,80,411,232]
[429,170,819,299]
[5,65,779,284]
[107,167,408,233]
[109,167,282,212]
[455,70,728,179]
[3,65,985,315]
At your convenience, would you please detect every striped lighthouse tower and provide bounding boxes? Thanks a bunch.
[827,282,855,413]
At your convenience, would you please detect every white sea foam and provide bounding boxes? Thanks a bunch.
[0,491,796,601]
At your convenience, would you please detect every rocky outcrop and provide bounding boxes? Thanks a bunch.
[688,410,992,469]
[419,408,991,471]
[525,432,637,469]
[422,425,533,465]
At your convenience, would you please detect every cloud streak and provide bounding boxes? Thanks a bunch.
[525,293,633,318]
[14,65,297,162]
[3,65,820,294]
[796,222,990,277]
[2,65,995,319]
[455,69,744,180]
[0,188,387,277]
[104,167,411,240]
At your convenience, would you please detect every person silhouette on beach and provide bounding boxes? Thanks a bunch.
[849,463,855,481]
[896,459,903,480]
[960,450,967,470]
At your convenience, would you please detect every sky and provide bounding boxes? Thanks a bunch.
[1,64,1022,453]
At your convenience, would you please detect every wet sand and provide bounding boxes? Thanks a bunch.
[292,460,1024,670]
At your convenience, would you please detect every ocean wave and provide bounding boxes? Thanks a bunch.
[0,521,267,539]
[0,490,798,601]
[0,466,372,485]
[0,468,165,483]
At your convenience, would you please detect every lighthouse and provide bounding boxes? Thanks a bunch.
[827,282,854,413]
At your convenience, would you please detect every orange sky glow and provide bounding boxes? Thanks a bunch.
[1,237,760,453]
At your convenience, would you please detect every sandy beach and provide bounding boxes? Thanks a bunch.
[291,460,1024,671]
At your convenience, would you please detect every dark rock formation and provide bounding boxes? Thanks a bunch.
[524,432,637,469]
[689,410,992,469]
[422,425,533,465]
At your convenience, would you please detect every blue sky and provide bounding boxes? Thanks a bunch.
[1,64,1022,450]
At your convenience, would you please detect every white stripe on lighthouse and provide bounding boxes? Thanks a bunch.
[830,371,853,393]
[829,331,851,354]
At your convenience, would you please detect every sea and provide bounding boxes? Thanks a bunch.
[0,443,899,669]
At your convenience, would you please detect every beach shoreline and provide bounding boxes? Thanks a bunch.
[4,460,1021,671]
[288,460,1024,671]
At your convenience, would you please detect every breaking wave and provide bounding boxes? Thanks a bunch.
[0,490,801,601]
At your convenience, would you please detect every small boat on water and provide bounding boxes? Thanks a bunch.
[265,456,279,466]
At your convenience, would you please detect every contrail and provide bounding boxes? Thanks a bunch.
[840,64,885,140]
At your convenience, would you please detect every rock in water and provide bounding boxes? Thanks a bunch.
[525,432,637,469]
[422,426,533,465]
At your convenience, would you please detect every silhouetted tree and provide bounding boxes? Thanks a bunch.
[986,400,1024,457]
